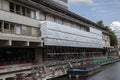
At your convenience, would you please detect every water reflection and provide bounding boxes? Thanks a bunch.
[52,62,120,80]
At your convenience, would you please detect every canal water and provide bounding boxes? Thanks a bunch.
[52,62,120,80]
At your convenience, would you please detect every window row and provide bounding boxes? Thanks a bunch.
[102,34,110,40]
[0,21,40,37]
[45,14,90,32]
[9,2,90,32]
[10,2,36,19]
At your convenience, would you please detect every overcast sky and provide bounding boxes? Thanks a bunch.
[68,0,120,31]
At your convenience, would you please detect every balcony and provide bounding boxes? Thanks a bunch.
[0,9,40,27]
[0,32,42,47]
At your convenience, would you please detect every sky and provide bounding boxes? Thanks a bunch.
[68,0,120,28]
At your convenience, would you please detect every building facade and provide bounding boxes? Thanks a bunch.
[114,31,120,49]
[102,33,110,47]
[0,0,110,79]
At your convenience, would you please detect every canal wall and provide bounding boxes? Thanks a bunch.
[40,56,119,80]
[101,59,119,66]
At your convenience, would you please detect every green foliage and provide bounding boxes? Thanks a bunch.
[97,20,104,27]
[97,20,117,46]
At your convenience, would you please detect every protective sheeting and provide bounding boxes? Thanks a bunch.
[41,21,103,48]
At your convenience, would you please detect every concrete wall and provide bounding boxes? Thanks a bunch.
[41,21,103,48]
[0,32,41,42]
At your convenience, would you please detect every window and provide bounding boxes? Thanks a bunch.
[9,2,37,19]
[31,10,36,18]
[81,26,84,31]
[63,20,70,26]
[39,11,46,20]
[10,24,15,33]
[46,14,55,21]
[22,7,26,16]
[10,2,15,12]
[85,27,90,32]
[107,36,109,40]
[79,25,82,29]
[55,17,62,24]
[22,26,32,36]
[0,21,40,36]
[0,48,35,66]
[5,77,14,80]
[0,22,2,32]
[16,5,21,14]
[15,25,21,34]
[32,27,39,36]
[4,23,9,33]
[36,11,39,20]
[26,8,31,17]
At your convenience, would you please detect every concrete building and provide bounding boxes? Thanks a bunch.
[113,31,120,49]
[117,38,120,49]
[0,0,110,79]
[102,33,110,48]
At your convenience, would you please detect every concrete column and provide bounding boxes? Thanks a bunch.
[27,41,29,46]
[9,40,12,46]
[35,48,43,64]
[75,75,79,78]
[68,74,72,78]
[2,21,4,32]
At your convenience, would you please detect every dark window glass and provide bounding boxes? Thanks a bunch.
[22,7,26,16]
[16,5,21,14]
[10,2,15,12]
[4,23,9,33]
[26,8,31,17]
[0,48,35,66]
[0,22,2,32]
[10,24,15,33]
[5,77,14,80]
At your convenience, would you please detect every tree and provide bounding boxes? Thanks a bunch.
[96,20,117,47]
[97,20,104,27]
